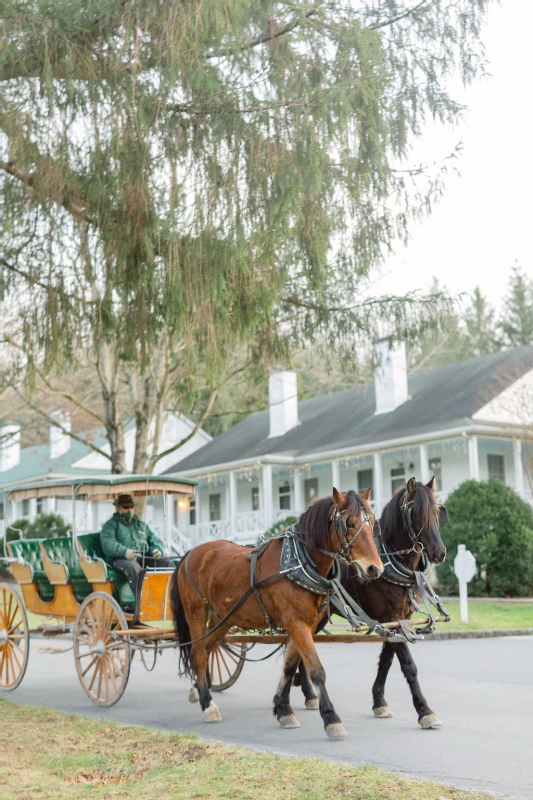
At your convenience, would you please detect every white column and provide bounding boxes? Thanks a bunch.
[419,443,430,483]
[373,452,383,515]
[468,435,480,480]
[228,470,237,522]
[195,487,201,525]
[262,464,274,528]
[331,460,340,491]
[513,440,524,497]
[293,467,303,512]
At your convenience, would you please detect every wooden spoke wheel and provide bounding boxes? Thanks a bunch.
[0,584,30,692]
[209,640,246,692]
[74,592,131,707]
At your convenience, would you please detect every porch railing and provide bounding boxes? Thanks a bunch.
[189,508,300,545]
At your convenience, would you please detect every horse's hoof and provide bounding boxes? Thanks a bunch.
[204,702,222,723]
[305,698,319,710]
[419,713,442,729]
[188,687,199,704]
[279,714,300,729]
[325,722,347,740]
[373,705,393,718]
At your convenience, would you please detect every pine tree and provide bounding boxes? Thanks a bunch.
[499,268,533,348]
[463,286,499,356]
[1,1,491,469]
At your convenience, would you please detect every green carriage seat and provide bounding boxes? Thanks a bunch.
[76,533,135,606]
[40,536,93,603]
[7,539,55,601]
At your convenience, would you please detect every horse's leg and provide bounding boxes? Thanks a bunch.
[287,624,346,739]
[296,660,319,709]
[273,640,302,728]
[394,642,442,729]
[185,605,225,723]
[372,642,395,718]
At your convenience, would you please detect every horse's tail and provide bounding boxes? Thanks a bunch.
[170,555,195,680]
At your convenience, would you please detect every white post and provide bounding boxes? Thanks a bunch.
[373,452,383,515]
[419,443,430,483]
[454,544,477,623]
[513,440,524,498]
[331,460,340,491]
[262,464,274,528]
[228,470,237,523]
[293,467,303,512]
[458,544,468,623]
[468,435,480,480]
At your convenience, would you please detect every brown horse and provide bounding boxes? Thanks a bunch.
[170,488,383,739]
[295,477,449,729]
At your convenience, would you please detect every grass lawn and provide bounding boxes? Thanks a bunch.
[0,699,490,800]
[432,600,533,632]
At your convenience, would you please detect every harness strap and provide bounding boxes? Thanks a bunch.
[250,547,276,634]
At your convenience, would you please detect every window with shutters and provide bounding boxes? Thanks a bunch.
[209,494,221,521]
[487,454,505,482]
[304,478,319,505]
[391,465,405,493]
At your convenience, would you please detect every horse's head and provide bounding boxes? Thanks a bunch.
[384,477,447,564]
[329,487,384,580]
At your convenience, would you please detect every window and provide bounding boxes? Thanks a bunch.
[488,454,505,482]
[279,483,291,510]
[391,464,405,493]
[189,499,196,526]
[428,457,442,491]
[357,469,373,494]
[251,487,260,511]
[209,494,221,522]
[0,501,3,521]
[22,498,30,518]
[36,498,43,515]
[304,478,319,505]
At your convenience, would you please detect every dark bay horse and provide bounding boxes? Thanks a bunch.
[170,488,383,739]
[295,477,448,729]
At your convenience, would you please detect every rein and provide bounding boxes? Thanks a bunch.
[179,504,409,648]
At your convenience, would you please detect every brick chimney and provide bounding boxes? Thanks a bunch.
[269,371,299,437]
[374,339,409,415]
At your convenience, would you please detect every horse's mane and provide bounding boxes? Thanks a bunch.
[299,490,364,551]
[380,482,435,545]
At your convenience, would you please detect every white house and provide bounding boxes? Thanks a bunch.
[165,343,533,546]
[0,413,211,550]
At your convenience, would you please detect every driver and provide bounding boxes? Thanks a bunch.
[100,494,175,609]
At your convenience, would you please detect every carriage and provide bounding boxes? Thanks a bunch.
[0,476,248,706]
[0,476,448,713]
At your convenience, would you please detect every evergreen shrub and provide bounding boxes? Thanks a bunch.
[436,479,533,597]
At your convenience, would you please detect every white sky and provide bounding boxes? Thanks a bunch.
[371,0,533,311]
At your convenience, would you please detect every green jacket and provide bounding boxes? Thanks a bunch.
[100,513,165,562]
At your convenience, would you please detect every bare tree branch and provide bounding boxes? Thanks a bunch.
[205,8,318,58]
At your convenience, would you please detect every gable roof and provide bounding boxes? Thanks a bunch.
[166,345,533,473]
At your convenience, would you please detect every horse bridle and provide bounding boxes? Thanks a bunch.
[392,494,447,557]
[317,505,375,567]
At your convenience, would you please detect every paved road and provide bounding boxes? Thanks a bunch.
[5,636,533,799]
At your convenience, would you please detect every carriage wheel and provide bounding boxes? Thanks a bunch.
[74,592,131,707]
[209,640,246,692]
[0,584,30,692]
